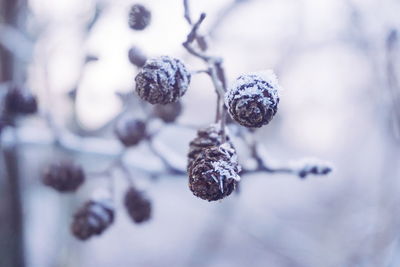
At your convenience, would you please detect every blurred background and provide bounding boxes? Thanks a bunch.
[1,0,400,266]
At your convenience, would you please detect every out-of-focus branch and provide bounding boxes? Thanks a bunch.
[386,29,400,138]
[0,24,32,62]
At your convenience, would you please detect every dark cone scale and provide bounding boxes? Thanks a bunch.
[115,118,146,147]
[128,4,151,30]
[188,144,241,201]
[225,71,279,128]
[135,56,191,104]
[5,87,38,115]
[71,199,114,241]
[187,124,233,170]
[153,101,182,123]
[42,161,85,192]
[124,187,152,223]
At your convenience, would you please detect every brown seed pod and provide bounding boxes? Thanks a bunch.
[71,199,114,241]
[128,4,151,30]
[115,118,147,147]
[188,144,241,201]
[225,71,279,128]
[42,161,85,192]
[135,56,191,104]
[124,187,152,223]
[153,101,182,123]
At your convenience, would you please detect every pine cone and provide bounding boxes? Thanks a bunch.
[71,199,114,241]
[153,101,182,123]
[135,56,191,104]
[115,118,147,147]
[128,46,147,68]
[128,4,151,30]
[188,144,241,201]
[187,124,233,170]
[42,161,85,192]
[225,71,280,128]
[124,187,152,223]
[5,87,38,115]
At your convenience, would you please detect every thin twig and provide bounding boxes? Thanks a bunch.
[183,0,192,25]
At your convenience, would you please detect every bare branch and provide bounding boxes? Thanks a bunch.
[183,0,192,25]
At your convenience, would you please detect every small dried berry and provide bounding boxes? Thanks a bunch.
[187,124,233,170]
[128,46,147,68]
[71,199,114,241]
[188,144,241,201]
[124,187,152,223]
[5,87,38,115]
[42,161,85,192]
[225,71,279,128]
[153,101,182,123]
[128,4,151,30]
[115,118,146,147]
[135,56,191,104]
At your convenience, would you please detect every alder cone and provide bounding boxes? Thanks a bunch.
[124,187,152,223]
[128,4,151,30]
[225,71,279,128]
[153,101,182,123]
[5,87,38,114]
[115,118,146,147]
[128,46,147,68]
[42,161,85,192]
[135,56,191,104]
[188,144,241,201]
[71,200,114,241]
[187,124,233,170]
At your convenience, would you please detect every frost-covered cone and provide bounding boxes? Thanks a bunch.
[124,187,152,223]
[5,87,38,115]
[115,118,146,147]
[71,196,114,241]
[135,56,191,104]
[188,144,241,201]
[128,46,147,68]
[153,101,182,123]
[187,124,233,170]
[42,161,85,192]
[128,4,151,30]
[225,71,280,128]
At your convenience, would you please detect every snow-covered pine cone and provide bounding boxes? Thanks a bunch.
[42,161,85,192]
[115,118,146,147]
[153,101,182,123]
[128,46,147,68]
[71,198,114,241]
[225,71,280,128]
[187,124,233,170]
[128,4,151,30]
[188,144,241,201]
[124,187,152,223]
[135,56,191,104]
[5,87,38,115]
